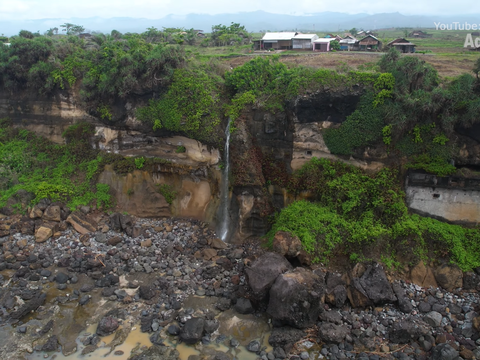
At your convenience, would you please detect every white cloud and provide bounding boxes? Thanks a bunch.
[0,0,476,20]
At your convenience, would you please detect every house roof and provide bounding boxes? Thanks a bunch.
[262,32,297,41]
[293,34,318,40]
[313,38,337,43]
[339,38,357,44]
[387,38,415,46]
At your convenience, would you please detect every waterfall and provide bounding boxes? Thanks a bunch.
[217,118,232,241]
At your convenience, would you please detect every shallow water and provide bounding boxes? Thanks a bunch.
[27,295,272,360]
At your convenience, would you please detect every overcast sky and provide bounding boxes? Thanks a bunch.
[0,0,477,20]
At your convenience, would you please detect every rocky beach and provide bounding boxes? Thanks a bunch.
[1,202,480,360]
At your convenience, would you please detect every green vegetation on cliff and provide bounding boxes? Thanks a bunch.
[0,120,112,211]
[268,157,480,271]
[324,48,480,175]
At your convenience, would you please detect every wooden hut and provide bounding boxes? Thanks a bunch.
[358,35,382,51]
[387,38,416,53]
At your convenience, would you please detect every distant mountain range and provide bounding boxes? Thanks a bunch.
[2,11,480,36]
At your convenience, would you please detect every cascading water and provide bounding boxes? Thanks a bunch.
[217,118,232,241]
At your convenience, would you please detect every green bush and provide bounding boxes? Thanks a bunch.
[157,184,177,204]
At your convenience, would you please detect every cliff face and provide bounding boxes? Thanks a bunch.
[3,87,480,241]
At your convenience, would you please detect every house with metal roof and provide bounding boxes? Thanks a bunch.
[312,38,337,52]
[339,35,358,51]
[259,32,298,50]
[292,34,319,50]
[387,38,416,53]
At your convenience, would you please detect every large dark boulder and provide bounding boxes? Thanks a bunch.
[179,318,205,345]
[267,268,324,329]
[234,298,254,314]
[138,285,156,300]
[388,319,429,344]
[245,252,292,299]
[359,263,396,304]
[431,344,459,360]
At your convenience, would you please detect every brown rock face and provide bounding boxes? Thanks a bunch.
[66,211,97,235]
[435,264,463,291]
[35,223,57,243]
[272,231,302,258]
[410,262,438,288]
[42,205,61,222]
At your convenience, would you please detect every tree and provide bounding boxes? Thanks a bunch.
[46,27,58,36]
[330,40,340,51]
[474,57,480,80]
[18,30,34,39]
[349,28,358,36]
[60,23,84,35]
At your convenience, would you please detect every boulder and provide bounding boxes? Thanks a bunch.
[29,205,43,219]
[138,285,156,300]
[424,311,443,327]
[410,261,438,288]
[435,264,463,291]
[202,248,217,260]
[245,252,292,299]
[268,326,306,354]
[388,319,429,344]
[431,344,459,360]
[96,316,119,336]
[267,268,324,329]
[41,335,59,352]
[67,211,97,235]
[42,205,61,222]
[318,323,350,344]
[359,263,396,304]
[179,318,205,345]
[392,282,413,313]
[234,298,254,314]
[210,238,227,249]
[347,278,372,308]
[35,222,57,243]
[272,231,302,258]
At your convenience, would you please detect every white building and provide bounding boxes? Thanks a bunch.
[292,34,319,50]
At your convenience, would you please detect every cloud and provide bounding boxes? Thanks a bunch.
[0,0,476,20]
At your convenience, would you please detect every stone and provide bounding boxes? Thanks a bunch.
[359,263,396,304]
[67,211,97,235]
[42,205,61,222]
[41,335,59,352]
[424,311,443,327]
[245,252,292,299]
[138,285,156,300]
[246,340,261,352]
[55,272,69,284]
[388,320,429,344]
[411,261,438,288]
[140,239,152,247]
[35,223,57,243]
[318,323,350,344]
[268,326,306,354]
[108,236,122,246]
[267,267,324,329]
[234,298,254,314]
[202,248,217,260]
[431,344,459,360]
[435,264,463,291]
[392,282,413,313]
[179,318,205,345]
[29,205,43,219]
[96,316,119,336]
[210,238,227,249]
[272,231,302,258]
[347,278,372,308]
[167,324,181,335]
